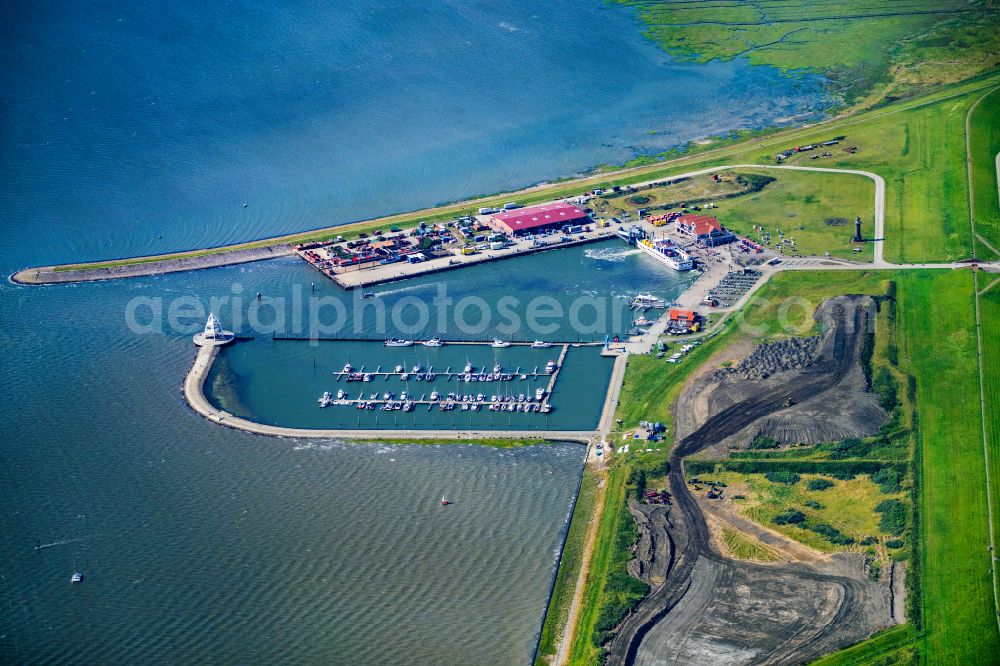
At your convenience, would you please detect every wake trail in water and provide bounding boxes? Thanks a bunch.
[585,247,641,262]
[35,537,86,551]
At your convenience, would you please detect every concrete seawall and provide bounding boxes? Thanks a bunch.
[182,344,599,443]
[12,243,293,285]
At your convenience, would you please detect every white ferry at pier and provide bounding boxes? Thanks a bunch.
[636,237,693,271]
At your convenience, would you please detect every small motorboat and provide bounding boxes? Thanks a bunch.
[385,338,414,347]
[491,339,511,348]
[530,340,551,348]
[535,387,546,400]
[545,360,557,373]
[422,338,444,347]
[342,362,353,373]
[71,562,83,584]
[318,392,332,408]
[463,361,473,374]
[493,363,502,374]
[430,390,440,401]
[412,363,423,373]
[363,373,373,382]
[394,364,404,373]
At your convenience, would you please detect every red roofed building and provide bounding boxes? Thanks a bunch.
[675,214,737,246]
[491,202,588,236]
[668,308,700,332]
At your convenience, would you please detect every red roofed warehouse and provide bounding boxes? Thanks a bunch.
[491,202,588,236]
[674,214,737,246]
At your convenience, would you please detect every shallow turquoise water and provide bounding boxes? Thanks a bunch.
[1,0,829,662]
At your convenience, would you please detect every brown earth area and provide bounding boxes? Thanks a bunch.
[605,296,896,666]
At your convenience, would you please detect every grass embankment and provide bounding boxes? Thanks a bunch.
[564,464,629,666]
[47,73,1000,275]
[536,470,599,665]
[896,270,998,662]
[969,86,1000,258]
[615,0,1000,108]
[978,274,1000,621]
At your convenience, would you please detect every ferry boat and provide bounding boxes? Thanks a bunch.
[530,340,551,348]
[318,391,332,408]
[422,338,444,347]
[385,338,414,347]
[491,339,511,348]
[636,237,693,271]
[634,293,660,306]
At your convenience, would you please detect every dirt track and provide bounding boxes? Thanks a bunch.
[606,296,893,665]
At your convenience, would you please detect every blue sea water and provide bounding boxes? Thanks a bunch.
[0,1,829,663]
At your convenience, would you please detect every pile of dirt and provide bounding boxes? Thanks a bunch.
[711,336,822,380]
[676,296,888,454]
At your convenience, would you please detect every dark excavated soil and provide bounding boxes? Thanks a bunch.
[675,296,888,457]
[606,296,894,666]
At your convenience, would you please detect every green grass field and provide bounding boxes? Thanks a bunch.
[715,169,875,261]
[716,472,907,554]
[536,470,598,665]
[565,465,628,666]
[895,270,999,662]
[969,86,1000,258]
[976,274,1000,623]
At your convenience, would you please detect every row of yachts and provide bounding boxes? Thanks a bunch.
[318,387,552,413]
[384,338,553,349]
[340,360,557,383]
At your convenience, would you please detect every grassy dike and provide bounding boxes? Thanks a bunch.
[969,86,1000,258]
[28,72,1000,279]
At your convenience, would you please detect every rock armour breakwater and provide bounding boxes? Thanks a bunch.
[11,244,292,285]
